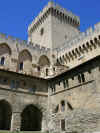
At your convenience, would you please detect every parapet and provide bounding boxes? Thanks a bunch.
[56,22,100,56]
[28,1,80,34]
[0,33,50,54]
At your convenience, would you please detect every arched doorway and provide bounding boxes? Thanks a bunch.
[20,105,42,131]
[0,100,12,130]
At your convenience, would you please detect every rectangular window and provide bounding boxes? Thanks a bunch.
[19,62,23,70]
[11,80,15,89]
[78,75,81,83]
[16,81,20,89]
[61,119,65,131]
[63,80,69,88]
[0,57,5,66]
[82,73,85,82]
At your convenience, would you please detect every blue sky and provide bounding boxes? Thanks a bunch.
[0,0,100,40]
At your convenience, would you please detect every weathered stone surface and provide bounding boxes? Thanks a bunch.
[65,109,100,133]
[0,1,100,133]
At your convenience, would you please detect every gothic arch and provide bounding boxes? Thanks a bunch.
[38,55,50,67]
[18,49,32,71]
[0,43,12,66]
[18,49,32,62]
[0,43,12,55]
[20,104,42,131]
[0,100,12,130]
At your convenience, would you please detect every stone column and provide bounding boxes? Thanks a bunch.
[10,112,21,131]
[41,112,48,131]
[42,118,48,131]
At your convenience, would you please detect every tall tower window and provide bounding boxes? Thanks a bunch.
[0,57,5,66]
[40,28,44,36]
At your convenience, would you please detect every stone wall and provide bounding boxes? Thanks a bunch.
[48,55,100,132]
[65,109,100,133]
[51,14,79,49]
[0,70,48,131]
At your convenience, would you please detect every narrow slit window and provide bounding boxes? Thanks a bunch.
[19,62,23,70]
[61,119,65,131]
[40,28,44,36]
[78,75,81,83]
[46,68,48,76]
[61,100,65,112]
[1,57,5,66]
[82,73,85,82]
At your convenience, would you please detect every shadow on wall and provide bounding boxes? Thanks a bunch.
[20,104,42,131]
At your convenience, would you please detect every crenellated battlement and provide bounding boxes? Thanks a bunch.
[0,33,50,53]
[56,22,100,71]
[56,22,100,55]
[28,1,80,35]
[0,2,100,79]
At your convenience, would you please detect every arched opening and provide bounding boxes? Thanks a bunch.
[0,43,11,66]
[38,55,50,67]
[0,100,12,130]
[94,37,98,44]
[0,43,11,56]
[20,105,42,131]
[18,49,32,71]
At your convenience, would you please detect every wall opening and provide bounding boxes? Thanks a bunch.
[18,49,32,71]
[61,119,65,131]
[0,57,5,65]
[19,62,23,70]
[38,55,50,67]
[0,100,12,130]
[61,100,65,112]
[20,105,42,131]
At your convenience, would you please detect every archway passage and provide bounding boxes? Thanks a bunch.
[21,105,42,131]
[0,100,12,130]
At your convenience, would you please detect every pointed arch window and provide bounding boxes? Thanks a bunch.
[0,57,5,66]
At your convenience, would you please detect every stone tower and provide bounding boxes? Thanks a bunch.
[28,1,80,49]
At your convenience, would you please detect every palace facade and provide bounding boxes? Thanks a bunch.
[0,1,100,132]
